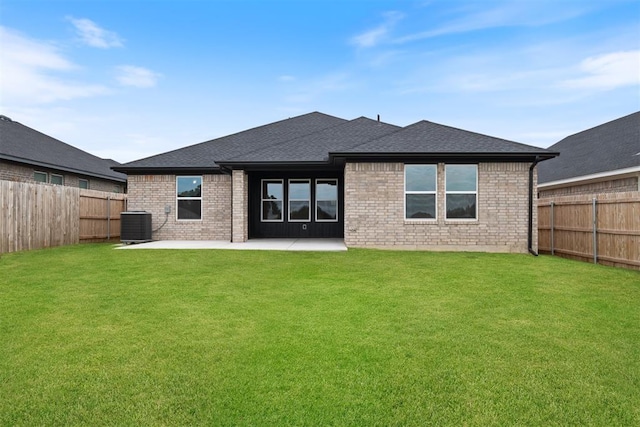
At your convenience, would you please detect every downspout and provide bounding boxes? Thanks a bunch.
[528,156,542,256]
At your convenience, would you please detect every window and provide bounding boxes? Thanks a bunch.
[34,171,48,183]
[176,176,202,220]
[316,179,338,221]
[79,179,89,189]
[405,165,437,219]
[261,180,283,221]
[288,179,310,221]
[50,174,63,185]
[446,165,477,219]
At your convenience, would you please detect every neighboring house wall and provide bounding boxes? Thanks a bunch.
[344,162,535,252]
[539,176,639,198]
[0,160,125,193]
[127,174,232,241]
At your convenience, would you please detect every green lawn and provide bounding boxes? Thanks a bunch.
[1,244,638,426]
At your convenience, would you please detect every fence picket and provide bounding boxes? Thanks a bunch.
[538,191,640,270]
[0,181,127,254]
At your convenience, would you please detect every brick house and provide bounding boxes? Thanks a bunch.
[0,115,127,192]
[538,111,640,198]
[114,112,556,253]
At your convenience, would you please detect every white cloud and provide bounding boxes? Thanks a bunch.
[394,1,593,44]
[561,50,640,90]
[115,65,161,88]
[351,11,404,48]
[0,26,109,105]
[67,17,123,48]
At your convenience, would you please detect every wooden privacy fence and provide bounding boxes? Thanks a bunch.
[1,180,127,254]
[538,191,640,270]
[79,189,127,243]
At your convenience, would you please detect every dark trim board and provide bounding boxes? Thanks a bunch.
[248,171,344,238]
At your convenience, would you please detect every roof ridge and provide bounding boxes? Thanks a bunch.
[0,119,121,164]
[221,115,367,162]
[416,119,550,150]
[548,111,640,148]
[119,112,346,166]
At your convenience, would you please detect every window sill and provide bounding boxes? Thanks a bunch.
[444,219,479,224]
[404,219,438,224]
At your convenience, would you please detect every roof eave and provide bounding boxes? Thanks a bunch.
[1,154,127,183]
[329,151,559,162]
[111,165,223,175]
[217,160,336,171]
[538,165,640,189]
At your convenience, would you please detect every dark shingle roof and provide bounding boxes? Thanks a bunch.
[115,112,557,172]
[338,120,555,157]
[115,112,347,171]
[223,117,401,164]
[0,115,126,182]
[538,111,640,184]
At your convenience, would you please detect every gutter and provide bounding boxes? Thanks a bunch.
[528,156,542,256]
[2,154,127,183]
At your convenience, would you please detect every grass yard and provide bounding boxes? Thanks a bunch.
[1,244,639,426]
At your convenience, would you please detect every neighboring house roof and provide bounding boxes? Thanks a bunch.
[114,112,556,173]
[538,111,640,185]
[0,115,127,183]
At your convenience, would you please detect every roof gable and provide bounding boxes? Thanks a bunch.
[222,117,401,164]
[116,112,347,171]
[115,112,557,172]
[340,120,554,156]
[0,115,126,182]
[537,111,640,184]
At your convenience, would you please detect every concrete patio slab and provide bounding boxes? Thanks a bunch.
[115,238,347,251]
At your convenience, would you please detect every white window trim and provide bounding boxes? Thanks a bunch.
[288,179,311,222]
[176,176,203,221]
[315,178,339,222]
[261,179,284,222]
[404,164,438,221]
[445,164,478,221]
[79,179,89,189]
[50,173,64,185]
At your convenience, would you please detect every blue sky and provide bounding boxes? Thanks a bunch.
[1,0,638,163]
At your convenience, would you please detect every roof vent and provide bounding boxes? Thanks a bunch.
[0,115,13,122]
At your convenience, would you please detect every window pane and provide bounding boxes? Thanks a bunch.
[446,165,477,192]
[316,180,337,200]
[289,181,310,199]
[406,194,436,219]
[34,172,47,183]
[262,201,282,220]
[178,200,201,220]
[446,194,476,219]
[406,165,436,192]
[317,201,337,220]
[263,181,282,200]
[177,177,202,197]
[79,179,89,189]
[290,201,310,220]
[50,175,63,185]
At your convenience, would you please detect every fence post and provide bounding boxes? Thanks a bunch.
[107,195,111,240]
[592,197,597,264]
[550,201,555,256]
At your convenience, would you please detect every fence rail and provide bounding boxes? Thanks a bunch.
[538,192,640,270]
[1,181,127,254]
